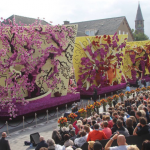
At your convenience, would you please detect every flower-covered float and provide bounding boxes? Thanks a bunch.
[123,40,150,84]
[73,33,128,96]
[0,17,79,118]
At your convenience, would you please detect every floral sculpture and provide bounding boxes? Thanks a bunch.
[125,91,131,98]
[124,41,150,82]
[147,86,150,90]
[58,117,68,128]
[0,17,75,119]
[77,33,127,91]
[94,101,101,114]
[113,94,119,103]
[86,104,94,116]
[93,101,101,108]
[78,108,87,118]
[100,99,107,112]
[107,97,113,107]
[131,90,135,93]
[141,87,146,91]
[67,113,77,123]
[136,88,141,92]
[119,93,124,102]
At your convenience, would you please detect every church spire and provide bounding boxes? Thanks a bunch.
[135,3,144,21]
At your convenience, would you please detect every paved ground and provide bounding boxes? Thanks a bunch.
[0,87,137,150]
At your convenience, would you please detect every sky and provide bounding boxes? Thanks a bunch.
[0,0,150,38]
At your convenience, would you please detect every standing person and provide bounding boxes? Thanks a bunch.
[126,84,130,92]
[93,88,97,102]
[0,132,11,150]
[136,78,139,88]
[142,79,146,88]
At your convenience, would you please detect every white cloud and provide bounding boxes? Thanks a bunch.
[0,0,150,37]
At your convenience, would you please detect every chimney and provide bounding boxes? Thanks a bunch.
[64,21,70,25]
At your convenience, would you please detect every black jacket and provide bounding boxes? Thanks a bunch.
[0,137,11,150]
[35,140,48,150]
[111,124,118,134]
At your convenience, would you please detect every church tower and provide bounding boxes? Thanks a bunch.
[135,3,144,33]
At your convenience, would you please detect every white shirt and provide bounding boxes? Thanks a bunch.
[110,145,130,150]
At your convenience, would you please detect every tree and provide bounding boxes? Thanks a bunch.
[132,29,149,41]
[0,18,74,119]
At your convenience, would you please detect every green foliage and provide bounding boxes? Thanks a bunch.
[132,29,149,41]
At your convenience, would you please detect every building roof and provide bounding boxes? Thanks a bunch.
[135,4,144,21]
[3,15,49,26]
[77,31,88,36]
[70,16,125,35]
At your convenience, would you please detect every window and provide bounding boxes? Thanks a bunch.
[85,30,90,35]
[85,29,95,36]
[126,32,128,35]
[123,31,125,34]
[90,30,95,36]
[119,30,121,35]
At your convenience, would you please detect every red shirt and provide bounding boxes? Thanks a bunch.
[102,127,112,139]
[87,130,107,141]
[73,121,79,135]
[108,120,113,128]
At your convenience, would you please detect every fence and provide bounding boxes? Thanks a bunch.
[0,90,132,135]
[0,99,92,135]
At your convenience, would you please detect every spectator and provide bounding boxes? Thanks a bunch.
[74,131,87,147]
[141,140,150,150]
[113,119,129,137]
[70,130,76,142]
[66,147,73,150]
[84,125,90,139]
[87,123,107,141]
[60,127,69,142]
[0,132,11,150]
[52,130,62,145]
[91,121,97,129]
[47,138,64,150]
[88,141,95,150]
[106,115,113,128]
[143,107,149,123]
[126,84,130,92]
[133,117,149,136]
[127,145,139,150]
[147,104,150,113]
[63,134,73,147]
[96,117,101,124]
[105,134,130,150]
[83,118,87,125]
[111,118,118,134]
[35,136,48,150]
[135,111,142,122]
[129,116,137,128]
[102,121,112,139]
[93,141,103,150]
[68,124,74,132]
[126,118,134,135]
[73,120,82,135]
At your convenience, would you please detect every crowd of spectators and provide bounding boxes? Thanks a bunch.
[32,91,150,150]
[1,91,150,150]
